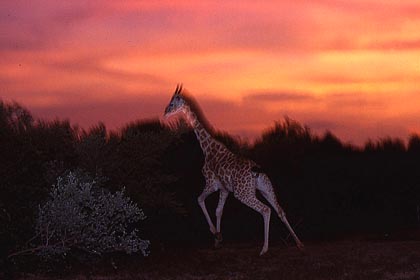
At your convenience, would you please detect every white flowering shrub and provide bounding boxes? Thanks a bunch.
[36,172,150,258]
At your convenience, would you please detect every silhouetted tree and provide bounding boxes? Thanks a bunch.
[320,131,344,154]
[408,134,420,154]
[364,137,406,153]
[0,102,45,260]
[77,122,108,176]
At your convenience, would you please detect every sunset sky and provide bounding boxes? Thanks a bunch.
[1,0,420,145]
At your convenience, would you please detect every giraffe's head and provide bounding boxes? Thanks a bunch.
[164,84,186,118]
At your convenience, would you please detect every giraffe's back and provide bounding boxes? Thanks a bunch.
[205,142,260,194]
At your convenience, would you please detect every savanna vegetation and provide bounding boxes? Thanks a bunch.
[1,100,420,279]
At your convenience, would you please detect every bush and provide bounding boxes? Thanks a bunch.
[31,172,149,259]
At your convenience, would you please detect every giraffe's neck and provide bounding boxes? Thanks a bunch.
[183,107,214,157]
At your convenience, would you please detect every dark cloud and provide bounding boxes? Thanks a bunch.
[306,73,420,85]
[45,56,169,85]
[243,92,318,103]
[324,38,420,52]
[307,75,384,84]
[25,92,273,136]
[325,93,385,109]
[368,39,420,51]
[29,93,170,131]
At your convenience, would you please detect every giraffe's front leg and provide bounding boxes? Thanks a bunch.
[214,189,229,248]
[197,187,218,235]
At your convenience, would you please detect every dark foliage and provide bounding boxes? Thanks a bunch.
[1,99,420,273]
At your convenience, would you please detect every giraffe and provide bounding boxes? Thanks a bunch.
[164,85,304,255]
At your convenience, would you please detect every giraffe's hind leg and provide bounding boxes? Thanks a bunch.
[235,190,271,256]
[256,174,304,250]
[215,189,229,248]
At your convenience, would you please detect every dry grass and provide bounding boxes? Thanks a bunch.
[11,240,420,280]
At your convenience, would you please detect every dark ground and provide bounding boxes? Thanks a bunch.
[10,237,420,280]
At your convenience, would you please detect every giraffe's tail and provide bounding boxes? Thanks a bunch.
[251,165,264,178]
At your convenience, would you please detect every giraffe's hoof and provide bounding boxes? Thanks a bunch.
[259,248,268,256]
[214,232,223,249]
[210,227,217,235]
[214,232,223,242]
[297,243,305,252]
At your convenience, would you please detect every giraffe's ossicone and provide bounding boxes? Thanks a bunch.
[164,85,304,255]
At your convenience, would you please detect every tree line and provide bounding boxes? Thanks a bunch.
[1,100,420,263]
